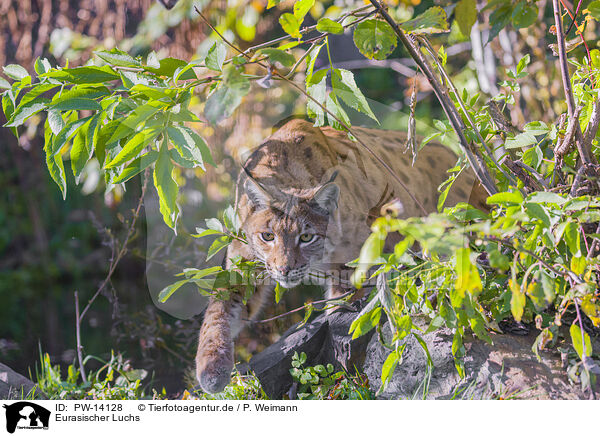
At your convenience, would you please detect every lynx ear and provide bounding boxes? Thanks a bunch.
[312,182,340,213]
[244,172,272,208]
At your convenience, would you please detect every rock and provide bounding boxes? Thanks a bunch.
[249,300,374,399]
[0,363,44,400]
[363,320,598,400]
[246,305,597,400]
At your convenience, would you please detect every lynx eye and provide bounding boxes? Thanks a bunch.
[299,233,314,243]
[260,232,275,242]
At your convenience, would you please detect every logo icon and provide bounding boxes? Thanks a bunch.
[2,402,50,433]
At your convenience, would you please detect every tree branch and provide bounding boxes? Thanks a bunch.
[552,0,594,165]
[74,291,87,383]
[367,0,498,196]
[79,168,150,323]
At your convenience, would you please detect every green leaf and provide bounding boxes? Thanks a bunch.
[516,54,531,76]
[454,247,482,297]
[570,255,587,275]
[331,68,377,122]
[180,126,215,167]
[19,84,59,107]
[258,48,296,67]
[413,333,433,366]
[48,97,102,112]
[381,349,401,387]
[399,6,449,35]
[51,85,110,105]
[204,65,250,124]
[279,13,301,38]
[505,131,537,149]
[42,65,120,84]
[205,218,224,232]
[71,113,100,181]
[570,323,592,359]
[451,331,465,358]
[352,232,385,287]
[51,116,92,156]
[0,77,11,89]
[455,0,477,36]
[306,69,327,127]
[207,236,231,261]
[325,92,350,130]
[169,148,195,168]
[524,202,551,228]
[4,100,48,127]
[144,57,197,80]
[293,0,314,24]
[153,147,180,230]
[107,100,163,144]
[3,64,29,80]
[44,120,67,199]
[34,58,52,75]
[486,190,523,205]
[512,1,538,29]
[510,279,526,322]
[275,283,287,303]
[316,18,344,35]
[527,191,566,205]
[267,0,283,9]
[299,303,314,327]
[349,306,381,340]
[588,1,600,20]
[47,109,65,135]
[112,150,158,184]
[563,221,581,255]
[353,19,398,61]
[167,126,207,169]
[95,48,141,67]
[105,127,161,168]
[206,42,227,72]
[158,279,189,303]
[488,248,510,271]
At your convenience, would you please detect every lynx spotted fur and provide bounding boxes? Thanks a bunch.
[195,119,488,393]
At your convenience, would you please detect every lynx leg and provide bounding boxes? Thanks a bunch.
[195,296,242,393]
[195,282,273,393]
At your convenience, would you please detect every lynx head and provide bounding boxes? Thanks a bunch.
[241,172,339,288]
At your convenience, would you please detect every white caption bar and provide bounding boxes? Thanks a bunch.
[0,400,596,436]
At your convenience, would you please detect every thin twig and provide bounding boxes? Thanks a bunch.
[552,0,593,165]
[74,291,87,383]
[555,104,582,158]
[504,158,543,192]
[79,168,150,323]
[244,290,356,324]
[558,0,594,69]
[586,222,600,260]
[565,0,583,35]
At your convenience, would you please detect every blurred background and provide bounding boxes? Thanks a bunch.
[0,0,587,395]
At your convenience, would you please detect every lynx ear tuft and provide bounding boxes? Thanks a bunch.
[244,173,272,208]
[312,182,340,213]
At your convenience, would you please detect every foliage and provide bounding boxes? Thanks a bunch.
[191,370,268,400]
[3,0,600,399]
[289,352,374,399]
[36,351,158,400]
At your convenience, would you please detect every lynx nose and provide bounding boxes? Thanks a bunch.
[277,266,291,276]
